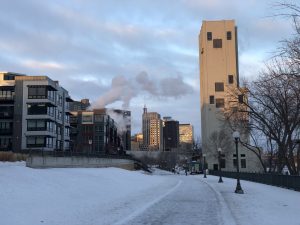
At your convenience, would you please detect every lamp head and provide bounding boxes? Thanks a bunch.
[218,148,222,152]
[232,131,240,139]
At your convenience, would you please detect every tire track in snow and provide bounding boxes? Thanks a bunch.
[113,180,183,225]
[199,178,238,225]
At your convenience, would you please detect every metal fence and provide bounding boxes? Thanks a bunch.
[209,170,300,191]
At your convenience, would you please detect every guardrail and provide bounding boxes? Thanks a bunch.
[209,170,300,191]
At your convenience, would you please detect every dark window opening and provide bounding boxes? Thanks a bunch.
[241,159,246,168]
[228,75,234,84]
[207,32,212,41]
[233,159,237,168]
[209,95,215,104]
[215,82,224,92]
[213,39,222,48]
[238,94,244,103]
[221,159,226,168]
[27,104,47,115]
[227,31,232,40]
[28,86,47,99]
[241,154,246,157]
[216,98,225,108]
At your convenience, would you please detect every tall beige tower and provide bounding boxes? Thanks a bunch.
[142,106,163,151]
[199,20,261,172]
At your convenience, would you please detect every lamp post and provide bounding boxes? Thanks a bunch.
[218,148,223,183]
[203,153,207,178]
[232,131,244,194]
[88,139,92,157]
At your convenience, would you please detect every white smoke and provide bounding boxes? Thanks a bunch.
[106,109,130,135]
[92,71,193,109]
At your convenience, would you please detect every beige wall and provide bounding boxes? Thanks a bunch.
[199,20,262,172]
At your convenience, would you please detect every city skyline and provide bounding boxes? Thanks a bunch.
[0,0,295,137]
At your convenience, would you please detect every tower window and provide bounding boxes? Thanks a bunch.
[207,32,212,41]
[213,39,222,48]
[241,159,246,168]
[215,82,224,92]
[228,75,234,84]
[216,99,225,108]
[238,94,244,103]
[209,95,214,104]
[227,31,232,40]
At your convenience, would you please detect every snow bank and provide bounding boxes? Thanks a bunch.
[202,175,300,225]
[0,162,178,225]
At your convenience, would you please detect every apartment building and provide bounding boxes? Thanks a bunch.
[0,72,72,152]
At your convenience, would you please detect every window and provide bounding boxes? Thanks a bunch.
[207,32,212,41]
[241,154,246,157]
[216,98,225,108]
[238,94,244,103]
[241,159,246,168]
[221,159,226,168]
[213,39,222,48]
[26,136,45,147]
[94,115,104,122]
[27,104,47,115]
[228,75,234,84]
[209,95,215,104]
[215,82,224,92]
[233,159,237,168]
[227,31,232,40]
[28,86,47,99]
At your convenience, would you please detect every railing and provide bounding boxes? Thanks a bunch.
[209,170,300,191]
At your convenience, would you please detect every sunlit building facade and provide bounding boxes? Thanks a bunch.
[142,106,163,151]
[199,20,261,171]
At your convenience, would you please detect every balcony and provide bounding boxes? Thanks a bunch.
[0,128,13,135]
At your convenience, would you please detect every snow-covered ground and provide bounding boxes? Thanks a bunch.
[1,162,300,225]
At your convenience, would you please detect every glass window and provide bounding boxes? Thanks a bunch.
[213,39,222,48]
[228,75,234,84]
[215,82,224,92]
[216,99,225,108]
[227,31,232,40]
[207,32,212,41]
[241,159,246,168]
[209,95,214,104]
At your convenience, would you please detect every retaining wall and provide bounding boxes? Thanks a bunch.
[26,156,135,170]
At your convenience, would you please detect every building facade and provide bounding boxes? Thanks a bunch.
[163,117,179,151]
[199,20,261,171]
[179,124,194,151]
[70,109,121,154]
[142,106,163,151]
[0,72,72,152]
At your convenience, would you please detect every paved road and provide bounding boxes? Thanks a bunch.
[124,175,223,225]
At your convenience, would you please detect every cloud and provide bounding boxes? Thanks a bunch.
[22,59,65,70]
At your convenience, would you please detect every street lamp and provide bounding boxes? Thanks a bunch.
[232,131,244,194]
[218,148,223,183]
[203,153,207,178]
[88,139,92,156]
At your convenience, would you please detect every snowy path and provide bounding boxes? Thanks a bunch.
[1,163,300,225]
[118,175,224,225]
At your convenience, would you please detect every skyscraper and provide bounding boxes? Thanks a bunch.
[142,106,163,151]
[199,20,261,171]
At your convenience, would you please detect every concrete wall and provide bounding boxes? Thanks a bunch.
[26,156,135,170]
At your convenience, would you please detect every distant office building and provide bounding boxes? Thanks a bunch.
[179,124,194,144]
[70,109,120,154]
[131,133,143,151]
[0,72,72,152]
[199,20,261,171]
[142,106,163,151]
[162,117,179,151]
[69,98,90,111]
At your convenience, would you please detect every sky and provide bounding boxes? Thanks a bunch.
[0,0,296,138]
